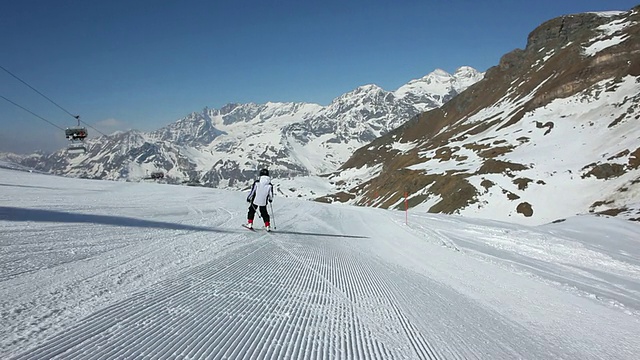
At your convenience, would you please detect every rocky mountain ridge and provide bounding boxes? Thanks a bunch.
[319,7,640,225]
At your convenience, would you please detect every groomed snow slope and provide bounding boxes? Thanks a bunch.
[1,167,639,359]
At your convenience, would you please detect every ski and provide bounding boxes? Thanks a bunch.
[242,224,274,233]
[241,224,255,231]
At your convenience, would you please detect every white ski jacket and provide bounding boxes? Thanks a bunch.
[247,175,273,206]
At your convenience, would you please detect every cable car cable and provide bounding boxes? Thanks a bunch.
[0,64,108,137]
[0,64,77,120]
[0,95,65,131]
[77,117,108,137]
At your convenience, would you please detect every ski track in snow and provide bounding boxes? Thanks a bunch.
[2,169,640,359]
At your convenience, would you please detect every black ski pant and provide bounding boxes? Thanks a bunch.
[248,204,270,223]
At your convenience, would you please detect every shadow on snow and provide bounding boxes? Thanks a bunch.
[272,229,368,239]
[0,206,234,233]
[0,183,64,191]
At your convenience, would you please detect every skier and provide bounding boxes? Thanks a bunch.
[245,168,274,231]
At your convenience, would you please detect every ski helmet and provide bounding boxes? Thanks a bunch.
[259,168,269,176]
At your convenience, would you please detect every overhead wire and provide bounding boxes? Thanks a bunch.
[0,95,65,131]
[0,64,108,137]
[0,64,77,120]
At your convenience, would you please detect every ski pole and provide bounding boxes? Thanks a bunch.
[269,202,276,230]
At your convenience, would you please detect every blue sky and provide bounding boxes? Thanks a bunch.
[1,0,638,153]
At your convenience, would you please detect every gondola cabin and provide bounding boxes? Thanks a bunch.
[150,171,164,180]
[65,127,87,140]
[65,126,88,153]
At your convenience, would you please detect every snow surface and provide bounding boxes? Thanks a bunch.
[583,16,636,56]
[588,11,626,18]
[584,34,629,56]
[1,167,640,359]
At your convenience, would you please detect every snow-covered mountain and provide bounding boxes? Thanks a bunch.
[322,8,640,225]
[17,68,482,187]
[395,66,482,112]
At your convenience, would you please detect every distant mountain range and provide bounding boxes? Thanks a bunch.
[16,67,483,186]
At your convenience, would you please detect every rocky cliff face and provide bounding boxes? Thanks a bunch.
[321,7,640,225]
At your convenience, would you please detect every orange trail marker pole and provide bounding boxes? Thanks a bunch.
[405,192,408,225]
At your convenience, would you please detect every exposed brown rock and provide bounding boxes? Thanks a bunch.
[478,146,515,159]
[583,163,626,179]
[513,178,533,190]
[477,160,528,175]
[536,121,555,135]
[629,147,640,169]
[609,113,628,128]
[608,149,631,161]
[316,191,355,204]
[504,190,521,200]
[597,207,628,216]
[465,118,503,136]
[434,146,460,161]
[427,174,478,214]
[517,202,534,217]
[463,142,490,152]
[481,179,495,191]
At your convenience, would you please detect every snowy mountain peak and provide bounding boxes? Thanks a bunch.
[337,84,386,100]
[399,66,483,91]
[452,66,485,91]
[218,103,241,115]
[454,65,480,76]
[151,111,223,147]
[394,66,484,112]
[428,68,452,78]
